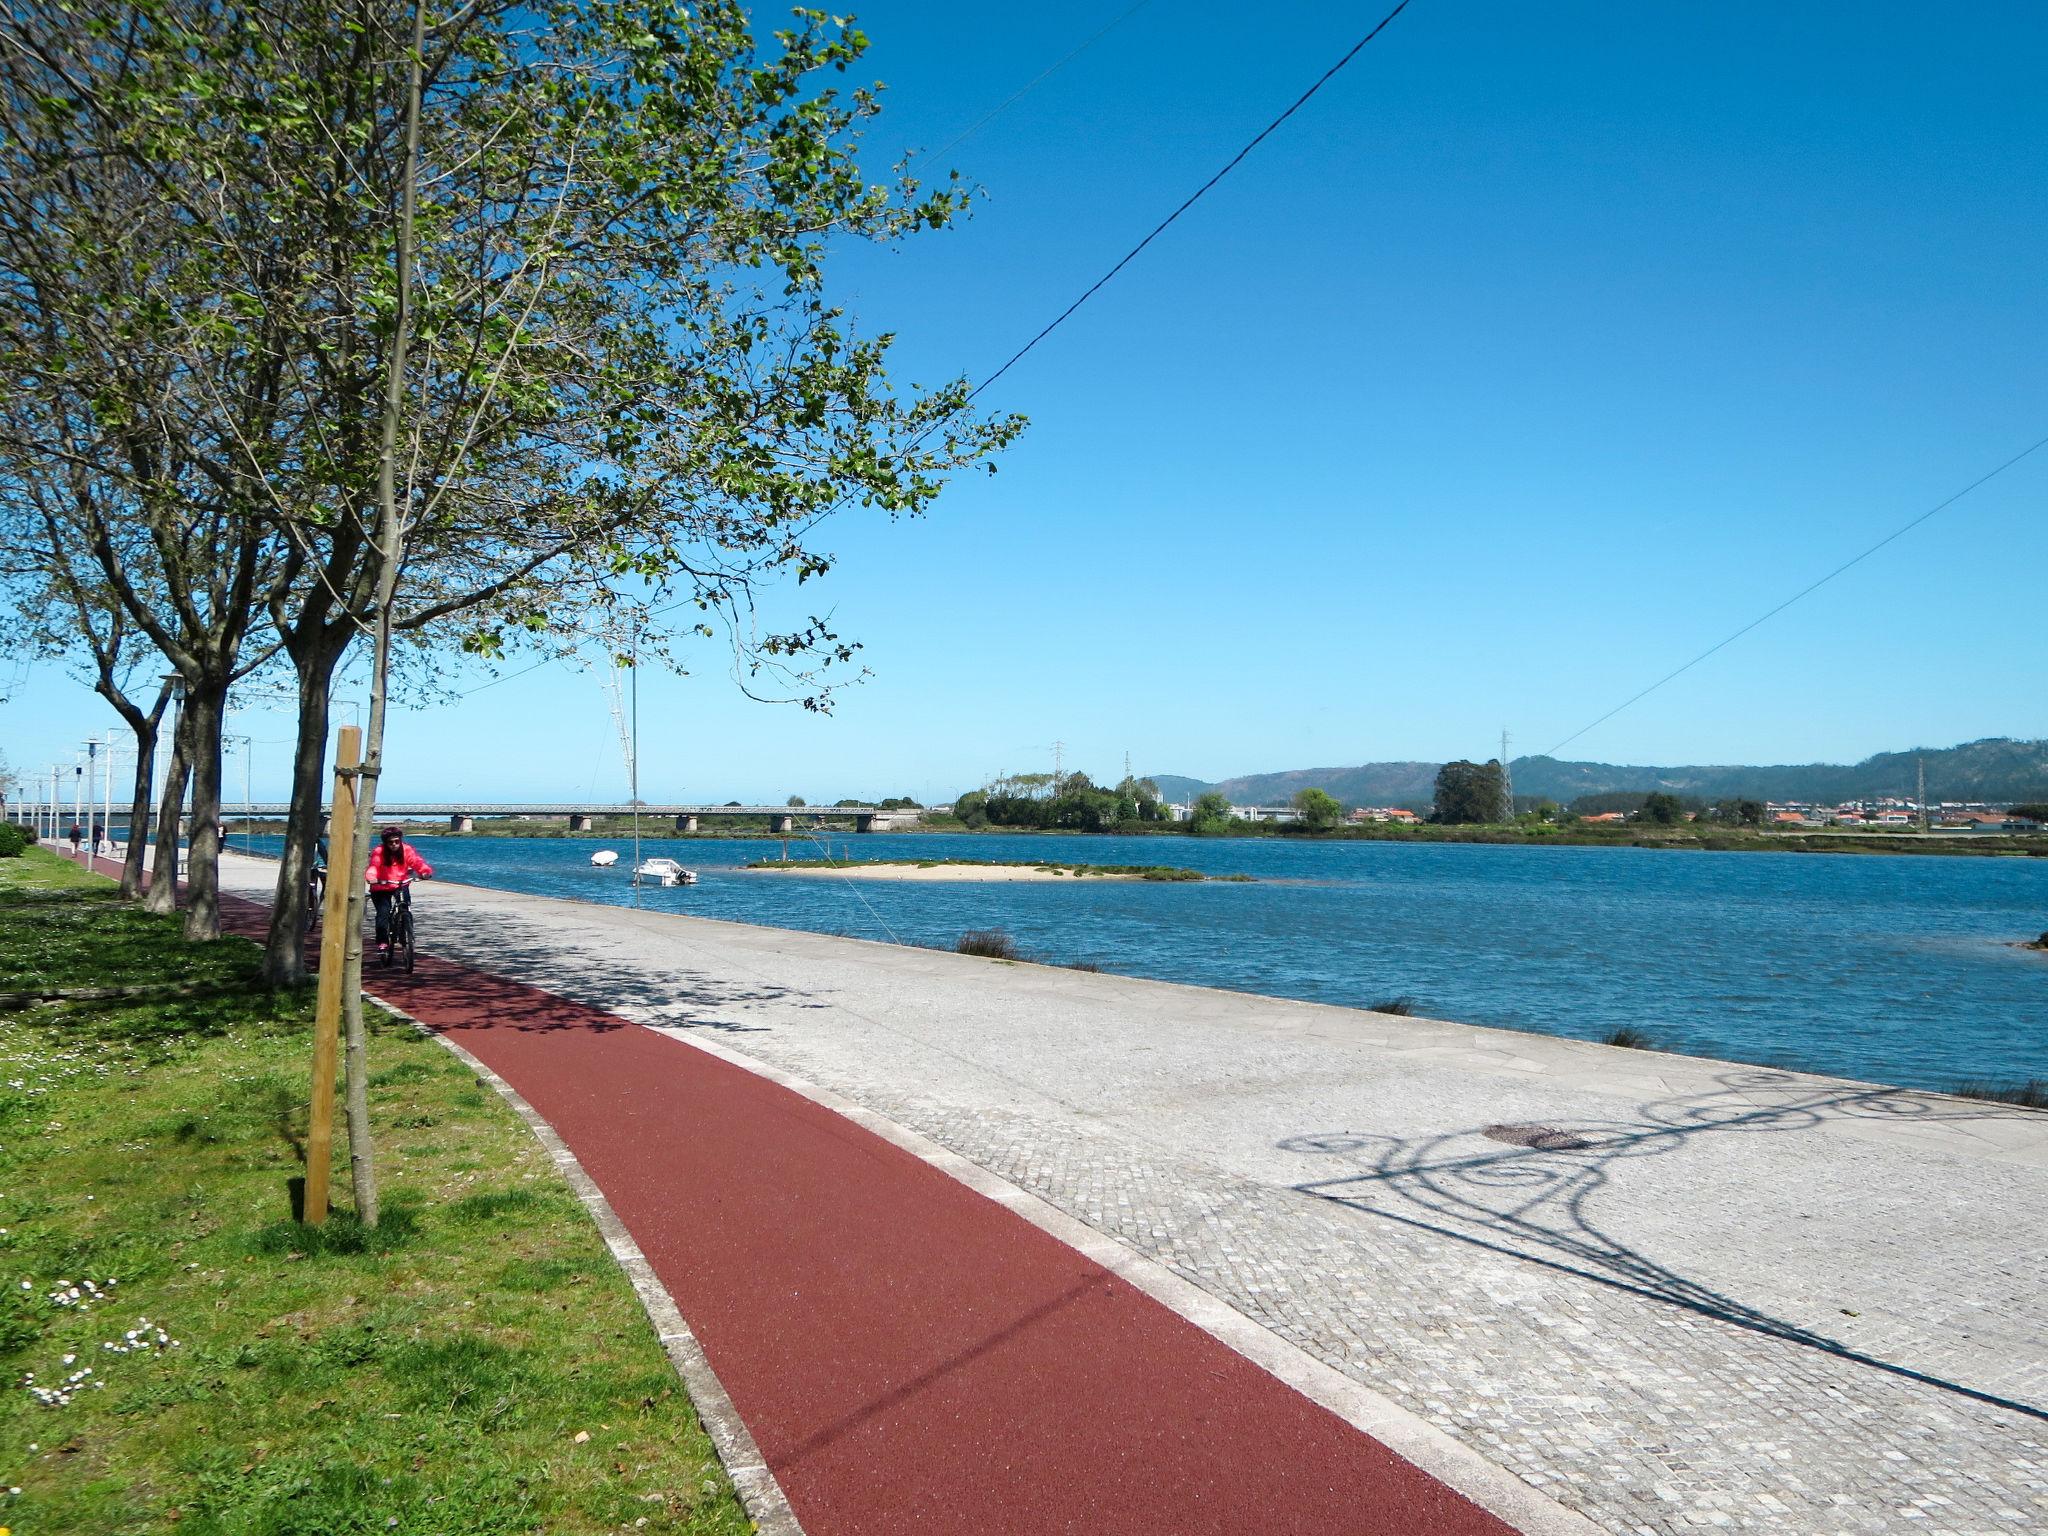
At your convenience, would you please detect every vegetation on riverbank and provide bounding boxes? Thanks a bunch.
[0,848,746,1534]
[1954,1079,2048,1109]
[918,820,2044,857]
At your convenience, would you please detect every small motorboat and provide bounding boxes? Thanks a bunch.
[633,856,696,887]
[590,849,619,867]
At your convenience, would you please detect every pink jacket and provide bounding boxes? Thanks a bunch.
[365,842,433,893]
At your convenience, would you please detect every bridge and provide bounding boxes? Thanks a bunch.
[199,803,912,833]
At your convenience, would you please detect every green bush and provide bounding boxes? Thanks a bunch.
[0,823,29,858]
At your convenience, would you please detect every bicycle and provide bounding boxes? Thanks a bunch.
[383,881,417,974]
[304,866,325,935]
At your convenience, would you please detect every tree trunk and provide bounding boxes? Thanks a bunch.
[262,636,349,986]
[180,681,227,941]
[335,0,426,1228]
[143,709,190,915]
[119,717,159,899]
[94,677,173,901]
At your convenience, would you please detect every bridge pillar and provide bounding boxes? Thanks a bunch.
[449,814,474,833]
[770,814,794,834]
[674,814,699,833]
[854,812,876,833]
[569,813,594,832]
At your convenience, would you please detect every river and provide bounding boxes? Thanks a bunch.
[245,829,2047,1093]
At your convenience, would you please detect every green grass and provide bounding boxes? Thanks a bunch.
[0,847,749,1535]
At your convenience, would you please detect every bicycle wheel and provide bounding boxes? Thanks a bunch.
[397,906,416,974]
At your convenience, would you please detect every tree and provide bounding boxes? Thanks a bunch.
[951,790,989,829]
[1190,791,1232,834]
[1,0,1020,979]
[1707,798,1765,827]
[1431,761,1506,824]
[786,796,807,808]
[2,0,1019,1223]
[1638,793,1685,826]
[1290,787,1343,830]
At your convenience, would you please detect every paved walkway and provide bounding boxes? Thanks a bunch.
[211,855,2048,1536]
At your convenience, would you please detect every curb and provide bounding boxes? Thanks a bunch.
[649,1021,1608,1536]
[371,995,805,1536]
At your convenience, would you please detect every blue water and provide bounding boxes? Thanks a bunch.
[246,831,2048,1093]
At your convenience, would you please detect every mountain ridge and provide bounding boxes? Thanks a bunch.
[1147,737,2048,810]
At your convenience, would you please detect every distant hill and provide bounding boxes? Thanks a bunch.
[1149,763,1442,808]
[1149,738,2048,810]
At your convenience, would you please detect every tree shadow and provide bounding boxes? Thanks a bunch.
[1284,1068,2046,1423]
[411,902,803,1032]
[222,883,810,1034]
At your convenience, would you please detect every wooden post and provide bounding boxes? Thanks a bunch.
[304,726,360,1226]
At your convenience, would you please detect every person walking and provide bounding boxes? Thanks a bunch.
[68,822,83,858]
[365,825,433,962]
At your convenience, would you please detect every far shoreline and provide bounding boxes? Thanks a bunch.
[215,817,2048,860]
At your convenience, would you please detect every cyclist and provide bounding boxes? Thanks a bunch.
[306,820,330,932]
[365,824,433,963]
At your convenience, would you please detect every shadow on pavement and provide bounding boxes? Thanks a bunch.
[367,899,816,1033]
[1285,1069,2046,1424]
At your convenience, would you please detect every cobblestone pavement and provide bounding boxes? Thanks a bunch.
[223,858,2048,1535]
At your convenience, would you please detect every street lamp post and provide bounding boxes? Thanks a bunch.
[223,734,252,854]
[83,739,99,863]
[103,736,116,855]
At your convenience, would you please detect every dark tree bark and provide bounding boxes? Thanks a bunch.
[262,626,353,985]
[179,680,227,941]
[143,707,190,914]
[93,675,173,899]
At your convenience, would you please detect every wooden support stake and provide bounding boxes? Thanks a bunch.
[304,726,360,1226]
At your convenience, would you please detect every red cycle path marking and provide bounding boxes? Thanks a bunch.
[200,877,1518,1535]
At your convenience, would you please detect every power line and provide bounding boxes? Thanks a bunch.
[1545,429,2048,758]
[459,2,1418,696]
[964,0,1415,409]
[927,0,1159,165]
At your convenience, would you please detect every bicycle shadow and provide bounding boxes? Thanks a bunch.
[1284,1068,2047,1423]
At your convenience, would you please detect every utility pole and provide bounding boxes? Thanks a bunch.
[101,735,114,855]
[1052,739,1065,792]
[1498,728,1515,823]
[1917,756,1928,833]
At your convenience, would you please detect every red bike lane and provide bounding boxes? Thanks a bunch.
[193,869,1520,1535]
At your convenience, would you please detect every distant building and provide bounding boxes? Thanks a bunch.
[1350,806,1421,824]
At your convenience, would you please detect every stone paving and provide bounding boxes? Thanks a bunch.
[221,857,2048,1535]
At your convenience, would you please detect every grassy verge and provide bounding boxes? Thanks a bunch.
[0,846,748,1535]
[749,856,1250,881]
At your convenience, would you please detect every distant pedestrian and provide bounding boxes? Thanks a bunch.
[68,823,83,856]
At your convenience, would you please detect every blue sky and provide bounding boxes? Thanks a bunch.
[6,1,2046,804]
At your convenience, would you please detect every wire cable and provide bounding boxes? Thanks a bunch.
[926,0,1159,165]
[453,2,1416,696]
[964,0,1413,407]
[798,822,905,946]
[1544,428,2048,757]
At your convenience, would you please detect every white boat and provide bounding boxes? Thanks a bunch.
[589,849,619,867]
[633,856,696,887]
